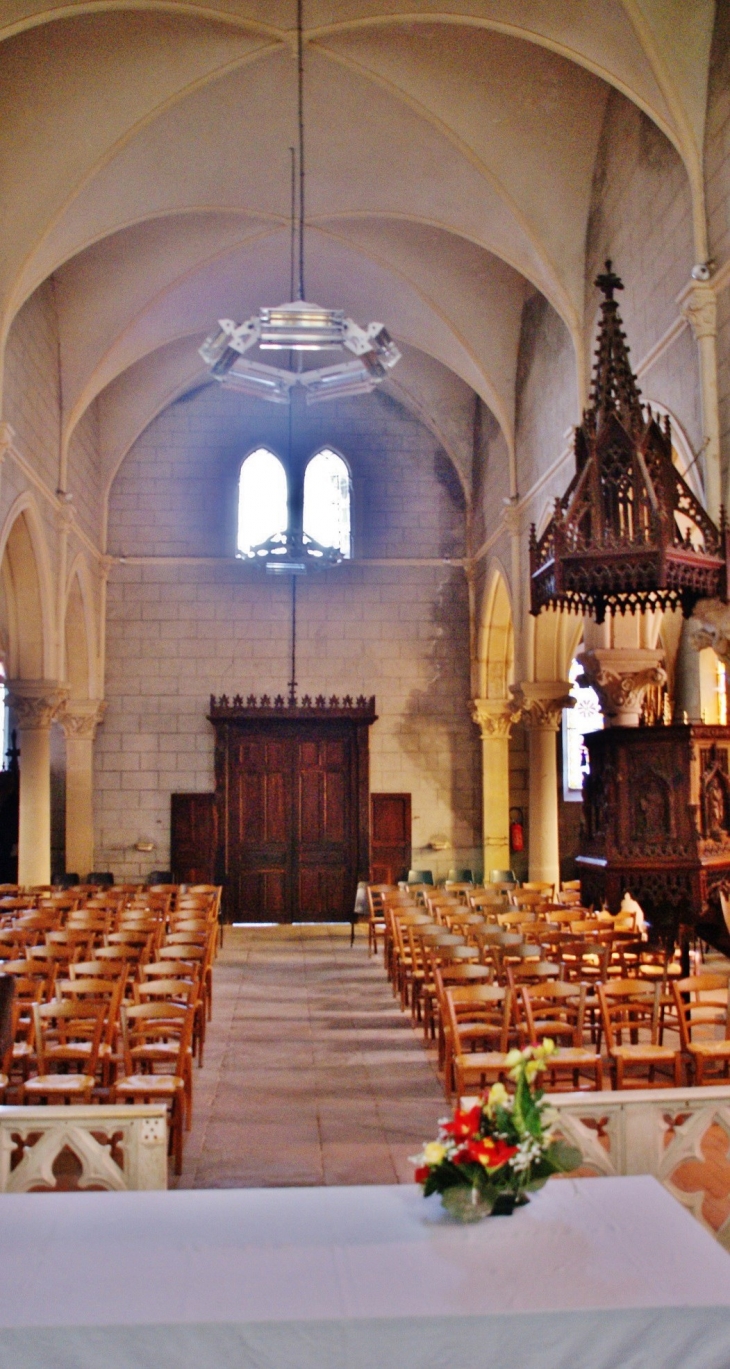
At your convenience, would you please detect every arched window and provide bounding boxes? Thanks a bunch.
[237,448,288,557]
[563,655,603,800]
[303,449,352,558]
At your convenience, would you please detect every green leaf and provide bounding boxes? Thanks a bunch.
[546,1140,583,1173]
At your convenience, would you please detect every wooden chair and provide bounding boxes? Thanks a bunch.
[55,974,127,1089]
[433,963,494,1072]
[114,1002,195,1174]
[443,985,512,1100]
[23,1001,105,1103]
[520,982,603,1090]
[597,981,681,1089]
[672,976,730,1084]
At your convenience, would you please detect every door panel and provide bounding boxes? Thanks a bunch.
[170,793,216,885]
[370,793,411,885]
[231,736,291,920]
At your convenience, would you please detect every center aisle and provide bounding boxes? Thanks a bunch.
[175,924,445,1188]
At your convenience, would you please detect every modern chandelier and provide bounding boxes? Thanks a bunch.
[199,0,401,405]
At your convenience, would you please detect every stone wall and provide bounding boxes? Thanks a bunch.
[98,383,481,883]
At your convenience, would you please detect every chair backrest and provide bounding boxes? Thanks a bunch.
[133,978,198,1006]
[444,984,511,1054]
[521,981,585,1043]
[32,999,106,1074]
[120,1001,194,1076]
[597,981,660,1049]
[671,978,729,1047]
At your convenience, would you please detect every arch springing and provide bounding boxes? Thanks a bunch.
[303,449,352,559]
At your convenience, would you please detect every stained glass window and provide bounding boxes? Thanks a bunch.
[303,449,351,558]
[563,655,603,800]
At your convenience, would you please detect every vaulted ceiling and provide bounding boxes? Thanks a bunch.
[0,0,716,516]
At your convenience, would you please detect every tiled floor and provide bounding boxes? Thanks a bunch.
[174,924,445,1188]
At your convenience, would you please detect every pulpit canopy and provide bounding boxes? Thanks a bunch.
[529,262,729,625]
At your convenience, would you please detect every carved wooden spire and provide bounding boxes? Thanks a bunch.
[590,261,643,433]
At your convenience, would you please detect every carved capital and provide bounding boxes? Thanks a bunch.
[55,502,75,535]
[60,700,107,741]
[688,599,730,663]
[577,648,666,726]
[502,498,520,537]
[510,681,573,731]
[677,280,717,341]
[99,555,116,582]
[470,697,513,739]
[5,681,69,731]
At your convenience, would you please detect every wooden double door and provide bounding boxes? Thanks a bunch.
[215,715,372,923]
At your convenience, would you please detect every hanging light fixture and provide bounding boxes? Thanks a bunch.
[529,261,730,625]
[199,0,400,405]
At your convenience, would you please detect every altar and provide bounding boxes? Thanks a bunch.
[1,1178,729,1369]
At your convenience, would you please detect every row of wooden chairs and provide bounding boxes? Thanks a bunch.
[0,884,222,1173]
[373,887,729,1097]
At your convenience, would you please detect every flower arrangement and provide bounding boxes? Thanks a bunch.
[412,1041,582,1220]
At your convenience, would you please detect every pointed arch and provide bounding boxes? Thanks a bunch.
[237,447,288,557]
[0,494,55,679]
[477,560,514,700]
[303,447,352,559]
[64,554,98,700]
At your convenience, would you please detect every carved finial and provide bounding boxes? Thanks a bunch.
[595,259,623,300]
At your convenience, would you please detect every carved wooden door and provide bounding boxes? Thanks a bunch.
[170,792,217,885]
[370,793,411,884]
[214,709,373,923]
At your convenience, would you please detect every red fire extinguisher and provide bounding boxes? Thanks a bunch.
[509,807,524,853]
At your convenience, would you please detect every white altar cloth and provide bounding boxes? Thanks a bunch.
[0,1176,729,1369]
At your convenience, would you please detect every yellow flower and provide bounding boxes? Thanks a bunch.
[423,1141,446,1166]
[487,1082,508,1111]
[525,1060,540,1082]
[537,1038,556,1058]
[505,1048,523,1068]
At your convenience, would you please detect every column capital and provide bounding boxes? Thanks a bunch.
[510,681,572,731]
[677,279,717,341]
[5,680,68,731]
[59,699,107,741]
[577,648,666,727]
[99,554,116,581]
[470,698,513,739]
[687,599,730,663]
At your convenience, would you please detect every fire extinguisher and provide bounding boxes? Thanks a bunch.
[509,807,524,853]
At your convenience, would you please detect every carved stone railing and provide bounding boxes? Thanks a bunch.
[209,693,376,720]
[0,1104,168,1191]
[550,1086,730,1248]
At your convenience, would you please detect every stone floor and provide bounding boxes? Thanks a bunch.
[174,923,445,1188]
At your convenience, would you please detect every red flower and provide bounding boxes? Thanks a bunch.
[442,1106,482,1140]
[414,1166,429,1184]
[453,1136,518,1170]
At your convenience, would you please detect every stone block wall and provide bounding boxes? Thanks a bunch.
[97,384,480,882]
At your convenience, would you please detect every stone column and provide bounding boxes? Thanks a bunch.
[60,701,106,878]
[470,699,512,876]
[577,648,666,727]
[673,621,703,722]
[677,279,721,520]
[0,422,14,506]
[5,681,68,887]
[512,682,572,888]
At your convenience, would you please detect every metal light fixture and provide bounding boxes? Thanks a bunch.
[199,1,400,405]
[529,262,730,625]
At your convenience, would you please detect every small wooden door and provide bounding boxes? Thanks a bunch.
[370,793,411,884]
[170,793,217,885]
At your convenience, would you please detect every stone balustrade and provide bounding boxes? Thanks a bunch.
[0,1104,168,1192]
